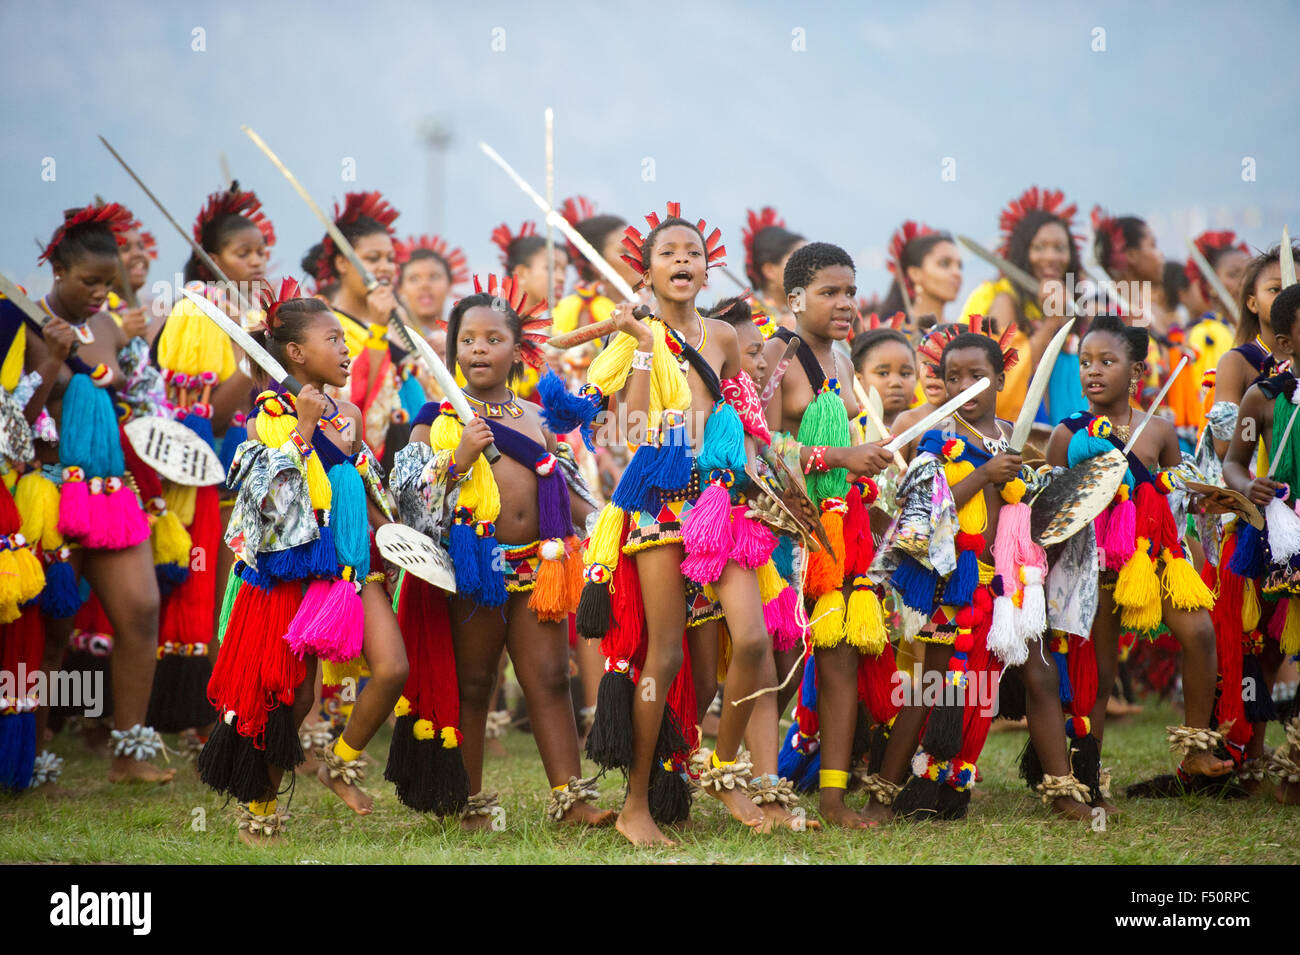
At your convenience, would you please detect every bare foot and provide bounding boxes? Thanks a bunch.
[756,802,820,833]
[1107,697,1143,717]
[316,763,373,814]
[108,757,175,784]
[1274,780,1300,805]
[560,800,616,827]
[1050,795,1093,822]
[819,796,876,829]
[1091,795,1121,818]
[1240,777,1264,797]
[1182,751,1233,778]
[615,804,676,846]
[703,785,765,828]
[860,798,893,825]
[460,812,495,832]
[486,737,508,759]
[83,722,112,757]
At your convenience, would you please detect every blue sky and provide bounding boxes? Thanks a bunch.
[3,0,1296,300]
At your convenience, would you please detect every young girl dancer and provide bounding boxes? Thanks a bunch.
[570,204,794,845]
[388,275,611,828]
[867,322,1042,822]
[1047,316,1229,796]
[961,187,1086,426]
[27,204,172,783]
[198,282,407,841]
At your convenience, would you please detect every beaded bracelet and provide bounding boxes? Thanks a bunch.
[290,428,315,460]
[631,349,653,371]
[804,445,830,474]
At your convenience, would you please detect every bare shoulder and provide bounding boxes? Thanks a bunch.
[892,405,928,432]
[705,318,738,350]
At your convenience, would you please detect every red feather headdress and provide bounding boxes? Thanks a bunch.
[192,181,276,249]
[490,221,538,269]
[887,220,935,295]
[465,274,549,369]
[1090,206,1128,272]
[997,187,1079,259]
[558,195,598,272]
[395,234,469,287]
[619,202,726,286]
[1184,230,1250,301]
[916,314,1019,376]
[259,277,304,332]
[39,202,134,264]
[316,191,400,283]
[742,206,784,287]
[115,207,159,261]
[859,309,908,332]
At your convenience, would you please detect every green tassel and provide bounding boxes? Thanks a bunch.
[797,389,851,502]
[216,565,244,646]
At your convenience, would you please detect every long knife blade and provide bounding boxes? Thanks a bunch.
[180,288,301,394]
[958,234,1081,320]
[0,270,53,328]
[757,335,801,405]
[1010,317,1076,452]
[1186,238,1241,321]
[243,125,498,464]
[885,378,990,454]
[1281,226,1296,289]
[479,141,640,303]
[1122,355,1188,454]
[98,135,252,315]
[853,378,907,470]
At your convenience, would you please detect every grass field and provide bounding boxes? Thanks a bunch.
[3,701,1296,864]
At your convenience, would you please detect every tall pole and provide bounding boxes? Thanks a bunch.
[419,118,452,234]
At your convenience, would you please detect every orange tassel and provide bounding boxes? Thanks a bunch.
[804,509,846,598]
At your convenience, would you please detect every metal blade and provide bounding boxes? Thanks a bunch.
[244,126,498,463]
[1122,355,1188,454]
[1185,238,1241,321]
[891,252,917,328]
[757,335,801,405]
[98,135,251,314]
[479,141,640,303]
[958,234,1081,320]
[1282,226,1296,289]
[1010,317,1076,452]
[0,270,52,328]
[180,288,300,394]
[885,377,990,454]
[853,378,906,470]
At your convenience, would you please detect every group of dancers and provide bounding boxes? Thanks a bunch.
[3,171,1298,846]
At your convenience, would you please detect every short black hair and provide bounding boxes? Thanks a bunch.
[445,292,526,384]
[940,332,1004,377]
[302,215,391,282]
[641,217,706,273]
[783,241,854,297]
[502,233,567,273]
[701,295,754,327]
[851,327,912,373]
[1269,283,1300,339]
[1085,314,1148,364]
[45,213,119,269]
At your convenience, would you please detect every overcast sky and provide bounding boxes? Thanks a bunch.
[3,0,1296,301]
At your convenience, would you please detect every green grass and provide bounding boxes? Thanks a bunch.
[2,702,1297,864]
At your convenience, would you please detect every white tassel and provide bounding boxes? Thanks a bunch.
[986,593,1027,666]
[1016,566,1047,643]
[1266,495,1300,564]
